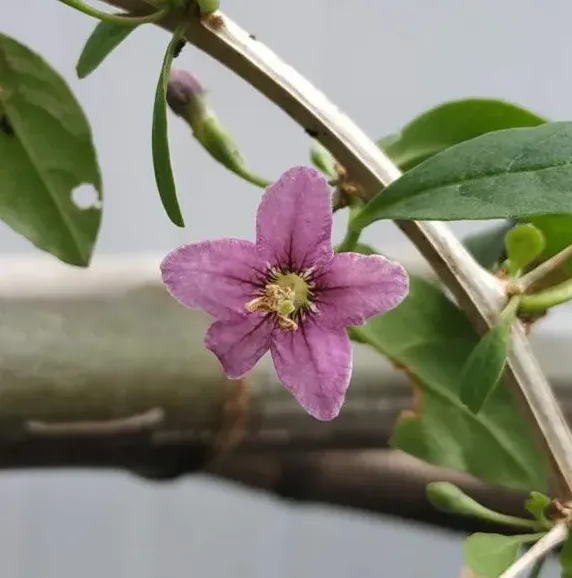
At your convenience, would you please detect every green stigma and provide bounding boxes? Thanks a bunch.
[245,269,314,330]
[273,272,311,310]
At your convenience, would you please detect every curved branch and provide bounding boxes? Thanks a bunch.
[83,3,572,493]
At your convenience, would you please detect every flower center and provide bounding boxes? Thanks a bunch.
[245,270,314,331]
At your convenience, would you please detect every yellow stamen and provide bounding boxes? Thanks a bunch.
[245,270,314,331]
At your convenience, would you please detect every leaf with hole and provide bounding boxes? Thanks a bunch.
[0,33,102,266]
[152,29,185,227]
[377,98,545,172]
[464,533,543,578]
[352,276,547,491]
[458,299,519,414]
[354,122,572,227]
[76,18,139,79]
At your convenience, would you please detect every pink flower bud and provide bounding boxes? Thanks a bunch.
[166,69,206,118]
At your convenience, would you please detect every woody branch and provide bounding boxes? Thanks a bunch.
[0,256,569,531]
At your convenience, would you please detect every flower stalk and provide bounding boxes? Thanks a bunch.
[166,69,271,189]
[337,227,360,253]
[337,205,362,253]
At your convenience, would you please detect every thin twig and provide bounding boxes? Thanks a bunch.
[96,0,572,495]
[517,244,572,292]
[499,523,568,578]
[58,0,169,24]
[26,407,165,437]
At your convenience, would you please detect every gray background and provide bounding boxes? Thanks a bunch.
[2,0,571,576]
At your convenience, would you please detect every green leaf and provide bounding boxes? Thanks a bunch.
[560,531,572,578]
[524,492,551,527]
[152,29,186,227]
[504,224,546,276]
[309,139,337,178]
[427,482,493,516]
[76,19,138,79]
[0,33,102,266]
[354,122,572,227]
[378,98,545,172]
[459,298,519,414]
[526,214,572,282]
[427,482,537,529]
[463,222,512,270]
[353,276,548,491]
[464,533,542,578]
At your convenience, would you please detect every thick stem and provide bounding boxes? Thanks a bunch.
[215,450,537,534]
[95,1,572,495]
[0,257,569,531]
[2,274,572,479]
[0,270,421,464]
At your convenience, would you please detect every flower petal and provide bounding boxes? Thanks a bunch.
[270,321,352,420]
[205,314,274,379]
[314,252,409,328]
[256,166,333,271]
[160,239,268,320]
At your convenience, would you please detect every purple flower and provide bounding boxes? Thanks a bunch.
[160,166,409,420]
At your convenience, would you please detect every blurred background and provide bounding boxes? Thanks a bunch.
[2,0,572,576]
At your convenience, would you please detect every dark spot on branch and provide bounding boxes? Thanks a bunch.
[305,127,319,138]
[249,33,257,40]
